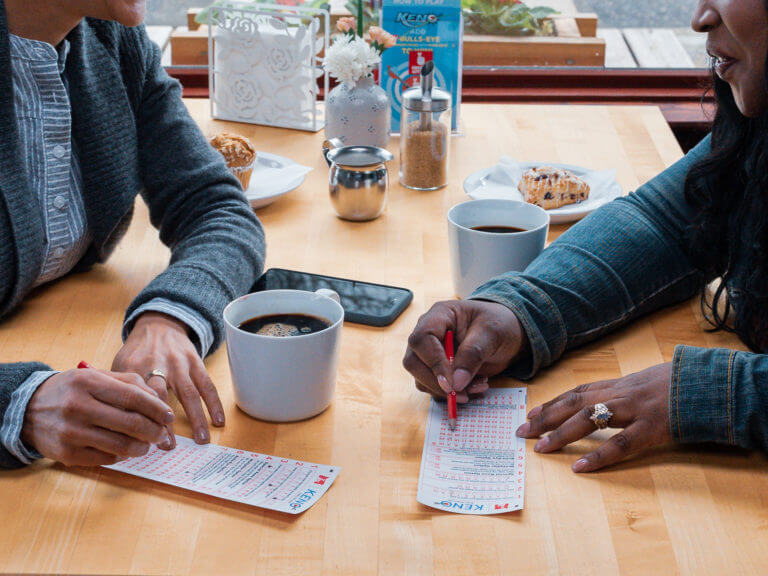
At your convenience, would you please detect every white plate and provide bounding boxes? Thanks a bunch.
[244,152,311,209]
[463,162,623,224]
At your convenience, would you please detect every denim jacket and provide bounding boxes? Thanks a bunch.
[472,134,768,451]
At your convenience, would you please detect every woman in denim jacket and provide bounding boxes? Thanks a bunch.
[404,1,768,472]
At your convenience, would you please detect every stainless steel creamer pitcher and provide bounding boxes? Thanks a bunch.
[322,138,393,222]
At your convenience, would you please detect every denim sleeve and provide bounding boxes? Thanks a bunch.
[671,345,768,450]
[470,135,712,379]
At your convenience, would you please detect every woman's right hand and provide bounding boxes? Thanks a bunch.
[403,300,529,402]
[21,368,175,467]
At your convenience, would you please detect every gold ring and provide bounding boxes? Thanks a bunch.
[590,403,613,430]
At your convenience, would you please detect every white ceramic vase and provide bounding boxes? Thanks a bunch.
[325,75,391,147]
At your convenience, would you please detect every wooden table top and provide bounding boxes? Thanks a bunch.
[2,102,764,576]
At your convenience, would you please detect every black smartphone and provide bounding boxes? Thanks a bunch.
[252,268,413,327]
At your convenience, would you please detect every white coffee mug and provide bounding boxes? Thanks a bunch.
[448,199,550,299]
[223,289,344,422]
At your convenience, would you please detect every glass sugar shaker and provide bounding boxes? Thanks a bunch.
[400,61,451,191]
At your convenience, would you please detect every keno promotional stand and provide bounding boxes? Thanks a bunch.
[380,0,463,133]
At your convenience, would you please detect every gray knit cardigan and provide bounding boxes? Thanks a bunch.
[0,4,266,468]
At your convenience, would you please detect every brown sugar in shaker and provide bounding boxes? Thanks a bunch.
[400,61,452,191]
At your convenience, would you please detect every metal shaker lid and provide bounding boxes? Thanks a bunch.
[326,145,393,168]
[402,61,451,113]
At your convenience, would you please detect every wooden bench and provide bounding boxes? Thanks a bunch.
[598,28,637,68]
[622,28,696,68]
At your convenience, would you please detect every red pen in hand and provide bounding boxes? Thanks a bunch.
[444,330,458,431]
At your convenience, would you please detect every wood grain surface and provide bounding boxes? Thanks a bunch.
[1,102,764,576]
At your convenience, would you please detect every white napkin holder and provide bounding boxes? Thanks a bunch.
[207,2,330,132]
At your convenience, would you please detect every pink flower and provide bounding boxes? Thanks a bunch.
[368,26,397,50]
[336,17,357,34]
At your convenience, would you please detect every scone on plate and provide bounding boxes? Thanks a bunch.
[519,166,590,210]
[209,132,257,190]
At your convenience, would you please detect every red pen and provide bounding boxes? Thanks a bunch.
[80,360,173,449]
[444,330,458,431]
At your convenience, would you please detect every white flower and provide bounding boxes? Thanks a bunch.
[323,35,381,86]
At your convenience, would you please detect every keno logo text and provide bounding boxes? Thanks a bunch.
[289,488,317,510]
[437,500,484,512]
[395,12,440,27]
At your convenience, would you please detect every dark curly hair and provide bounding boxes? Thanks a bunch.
[684,17,768,351]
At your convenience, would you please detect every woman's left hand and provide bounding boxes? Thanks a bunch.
[112,312,225,447]
[516,362,673,473]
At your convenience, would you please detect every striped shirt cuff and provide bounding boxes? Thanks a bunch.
[123,297,214,357]
[0,370,57,464]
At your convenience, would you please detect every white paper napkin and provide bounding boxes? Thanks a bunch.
[252,161,313,185]
[246,156,313,198]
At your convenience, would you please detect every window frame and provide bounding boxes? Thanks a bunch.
[166,66,715,146]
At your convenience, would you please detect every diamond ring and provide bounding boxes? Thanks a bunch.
[590,403,613,430]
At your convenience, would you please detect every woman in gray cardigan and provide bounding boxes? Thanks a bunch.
[0,1,266,468]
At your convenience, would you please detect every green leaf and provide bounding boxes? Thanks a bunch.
[530,6,558,18]
[462,0,558,37]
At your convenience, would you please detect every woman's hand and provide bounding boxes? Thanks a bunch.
[403,300,529,402]
[21,368,174,467]
[517,362,673,472]
[112,312,225,446]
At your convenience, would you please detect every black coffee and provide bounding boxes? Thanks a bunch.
[239,313,332,337]
[471,225,527,234]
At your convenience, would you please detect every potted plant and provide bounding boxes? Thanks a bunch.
[462,0,557,37]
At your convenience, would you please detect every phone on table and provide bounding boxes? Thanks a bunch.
[252,268,413,327]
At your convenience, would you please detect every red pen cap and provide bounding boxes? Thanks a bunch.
[445,330,454,365]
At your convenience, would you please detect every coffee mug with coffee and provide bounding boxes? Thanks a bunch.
[223,289,344,422]
[448,199,549,299]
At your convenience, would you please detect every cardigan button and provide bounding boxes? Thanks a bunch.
[53,195,68,211]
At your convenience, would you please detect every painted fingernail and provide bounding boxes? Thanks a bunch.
[453,369,472,392]
[436,374,451,394]
[196,429,209,443]
[528,405,542,419]
[468,379,489,393]
[159,433,173,450]
[163,411,175,425]
[534,436,550,452]
[516,422,530,437]
[214,413,225,426]
[572,458,589,473]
